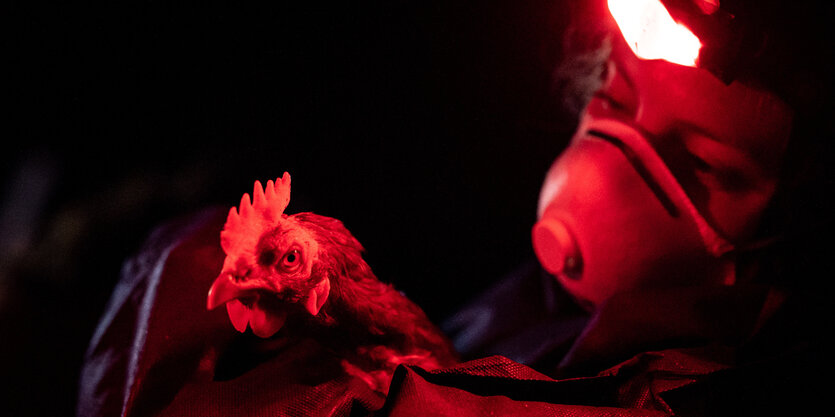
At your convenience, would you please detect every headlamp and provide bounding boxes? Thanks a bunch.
[607,0,758,83]
[607,0,703,67]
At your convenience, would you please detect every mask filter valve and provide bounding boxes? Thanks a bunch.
[533,218,583,279]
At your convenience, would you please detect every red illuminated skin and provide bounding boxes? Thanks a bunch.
[533,9,794,308]
[594,41,793,240]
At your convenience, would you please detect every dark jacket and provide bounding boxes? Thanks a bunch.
[77,208,829,417]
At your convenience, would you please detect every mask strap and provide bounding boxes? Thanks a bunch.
[586,119,736,259]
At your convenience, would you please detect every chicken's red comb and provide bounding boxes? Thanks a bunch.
[221,172,291,253]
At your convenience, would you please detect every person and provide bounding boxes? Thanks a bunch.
[436,0,833,415]
[78,1,832,416]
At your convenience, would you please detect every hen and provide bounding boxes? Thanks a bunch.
[206,172,457,393]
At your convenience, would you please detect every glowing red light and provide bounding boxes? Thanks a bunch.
[607,0,703,67]
[696,0,720,15]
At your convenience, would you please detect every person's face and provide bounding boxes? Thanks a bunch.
[533,0,794,309]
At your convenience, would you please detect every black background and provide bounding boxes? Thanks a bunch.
[2,1,578,415]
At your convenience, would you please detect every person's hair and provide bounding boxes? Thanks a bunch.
[738,0,835,292]
[549,1,612,121]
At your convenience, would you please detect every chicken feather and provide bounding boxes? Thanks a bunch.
[207,172,458,394]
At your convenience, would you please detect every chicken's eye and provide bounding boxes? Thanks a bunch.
[280,249,302,271]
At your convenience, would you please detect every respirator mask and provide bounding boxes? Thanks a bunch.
[532,0,793,308]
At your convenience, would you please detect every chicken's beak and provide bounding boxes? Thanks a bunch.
[207,272,274,310]
[207,272,288,338]
[207,273,242,310]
